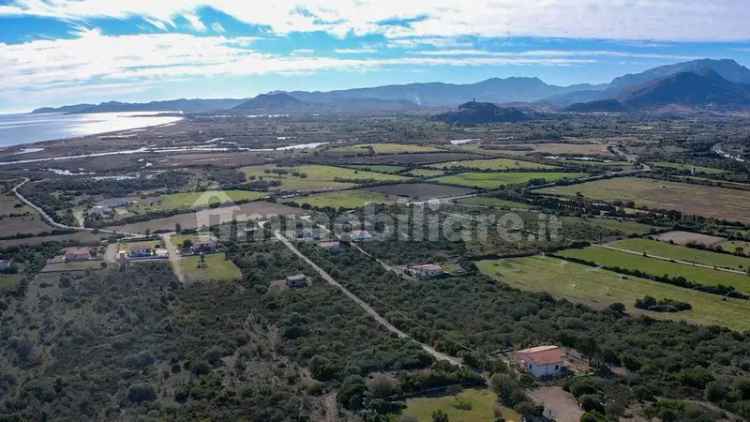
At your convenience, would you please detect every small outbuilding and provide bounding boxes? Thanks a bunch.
[286,274,308,288]
[64,247,92,262]
[514,345,566,379]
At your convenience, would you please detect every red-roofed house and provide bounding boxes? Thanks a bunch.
[514,345,565,378]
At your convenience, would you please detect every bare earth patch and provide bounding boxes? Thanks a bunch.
[528,386,583,422]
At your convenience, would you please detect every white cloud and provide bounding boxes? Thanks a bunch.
[1,0,750,41]
[335,47,379,54]
[211,22,225,33]
[414,49,697,61]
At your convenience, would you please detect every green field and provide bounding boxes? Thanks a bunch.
[720,240,750,255]
[330,143,444,154]
[344,165,406,174]
[611,238,750,270]
[395,389,520,422]
[537,177,750,224]
[131,190,265,213]
[242,164,407,192]
[429,157,555,171]
[560,217,658,236]
[558,246,750,295]
[560,159,631,167]
[477,256,750,331]
[456,196,531,209]
[287,189,393,209]
[432,172,586,189]
[651,161,727,174]
[0,274,21,291]
[179,254,242,282]
[406,168,445,178]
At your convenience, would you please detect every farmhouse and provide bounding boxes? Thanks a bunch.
[405,263,446,280]
[514,345,566,378]
[64,247,92,262]
[88,205,114,219]
[286,274,308,288]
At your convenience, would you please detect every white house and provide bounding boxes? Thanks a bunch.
[514,345,565,378]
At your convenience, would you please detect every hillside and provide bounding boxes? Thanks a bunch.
[33,98,246,114]
[621,70,750,109]
[434,101,531,124]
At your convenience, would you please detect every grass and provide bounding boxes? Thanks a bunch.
[456,196,531,209]
[429,158,556,170]
[171,233,215,249]
[287,189,393,209]
[406,168,445,178]
[559,217,658,236]
[344,165,406,174]
[611,238,750,270]
[651,161,727,174]
[242,164,408,192]
[118,239,163,254]
[0,274,21,291]
[432,172,586,190]
[720,240,750,255]
[557,246,750,295]
[395,389,520,422]
[476,256,750,331]
[559,159,631,167]
[537,177,750,224]
[130,190,265,213]
[179,254,242,282]
[330,143,444,154]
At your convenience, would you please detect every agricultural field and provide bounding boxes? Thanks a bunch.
[556,159,631,168]
[538,177,750,224]
[651,161,727,174]
[394,389,520,422]
[107,201,305,234]
[287,189,393,209]
[611,238,750,270]
[405,168,445,178]
[329,143,444,154]
[428,157,556,171]
[720,240,750,255]
[365,183,475,200]
[559,217,659,236]
[0,192,53,236]
[557,246,750,295]
[487,142,613,157]
[653,231,726,247]
[477,256,750,331]
[129,190,266,213]
[455,196,531,209]
[242,164,407,192]
[343,164,406,174]
[432,172,586,190]
[178,254,242,282]
[117,239,164,255]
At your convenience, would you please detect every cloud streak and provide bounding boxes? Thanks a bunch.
[1,0,749,41]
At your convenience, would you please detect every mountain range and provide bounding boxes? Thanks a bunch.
[32,58,750,115]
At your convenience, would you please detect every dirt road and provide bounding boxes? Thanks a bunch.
[274,230,463,367]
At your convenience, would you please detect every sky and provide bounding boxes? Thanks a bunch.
[1,0,750,112]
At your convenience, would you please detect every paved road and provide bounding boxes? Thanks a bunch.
[597,244,749,275]
[274,230,463,367]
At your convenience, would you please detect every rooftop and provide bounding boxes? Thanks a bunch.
[516,345,564,366]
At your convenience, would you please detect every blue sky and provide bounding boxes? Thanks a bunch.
[1,1,750,112]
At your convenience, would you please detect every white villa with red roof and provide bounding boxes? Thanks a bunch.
[514,345,565,378]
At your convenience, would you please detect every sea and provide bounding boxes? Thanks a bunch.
[0,111,183,147]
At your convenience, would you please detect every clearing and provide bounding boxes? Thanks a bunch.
[537,177,750,224]
[455,196,531,209]
[433,172,586,190]
[178,254,242,282]
[286,189,393,209]
[476,256,750,331]
[395,389,520,422]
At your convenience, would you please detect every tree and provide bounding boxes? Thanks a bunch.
[432,410,449,422]
[127,383,157,403]
[175,223,182,234]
